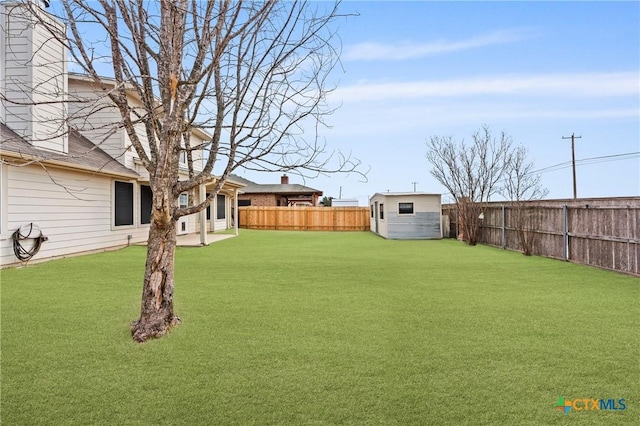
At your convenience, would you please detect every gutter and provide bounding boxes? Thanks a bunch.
[0,150,140,179]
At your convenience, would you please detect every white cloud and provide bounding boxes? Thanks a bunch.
[343,28,538,61]
[331,72,640,102]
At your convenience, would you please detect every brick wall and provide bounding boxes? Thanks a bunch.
[238,193,278,207]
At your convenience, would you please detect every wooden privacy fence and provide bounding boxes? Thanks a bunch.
[444,201,640,275]
[239,206,370,231]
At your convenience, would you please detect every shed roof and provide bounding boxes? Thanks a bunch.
[370,192,441,198]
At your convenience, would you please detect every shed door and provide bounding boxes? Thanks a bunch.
[374,201,379,234]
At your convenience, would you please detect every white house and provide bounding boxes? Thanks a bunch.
[369,192,442,240]
[0,3,243,267]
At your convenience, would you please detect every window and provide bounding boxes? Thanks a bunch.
[140,185,152,224]
[114,181,134,226]
[238,199,251,207]
[380,203,384,219]
[216,194,226,219]
[179,193,188,208]
[398,202,414,215]
[206,194,211,220]
[179,147,187,165]
[370,205,374,217]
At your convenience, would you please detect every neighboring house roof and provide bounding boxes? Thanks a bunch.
[229,174,322,195]
[241,183,322,195]
[0,123,139,178]
[228,174,257,187]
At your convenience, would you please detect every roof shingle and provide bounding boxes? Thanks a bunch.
[1,123,138,178]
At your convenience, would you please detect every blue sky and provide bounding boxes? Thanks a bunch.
[239,1,639,204]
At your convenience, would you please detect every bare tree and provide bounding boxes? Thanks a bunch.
[426,125,512,245]
[9,1,360,342]
[501,146,549,255]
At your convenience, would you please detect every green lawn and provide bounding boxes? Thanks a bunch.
[1,230,638,425]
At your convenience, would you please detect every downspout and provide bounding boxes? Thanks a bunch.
[501,205,506,249]
[234,188,239,236]
[211,194,216,233]
[562,204,568,261]
[199,184,208,246]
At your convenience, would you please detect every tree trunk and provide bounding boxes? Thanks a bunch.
[460,202,480,246]
[130,218,180,342]
[516,207,535,256]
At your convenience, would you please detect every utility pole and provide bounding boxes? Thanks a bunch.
[562,133,582,199]
[411,181,418,192]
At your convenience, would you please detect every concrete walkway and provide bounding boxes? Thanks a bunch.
[175,232,236,247]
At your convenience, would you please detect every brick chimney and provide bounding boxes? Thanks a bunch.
[280,174,289,185]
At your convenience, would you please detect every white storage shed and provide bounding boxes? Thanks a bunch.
[331,199,359,207]
[369,193,442,239]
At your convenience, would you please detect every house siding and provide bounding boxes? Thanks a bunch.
[68,78,208,175]
[67,79,127,164]
[1,3,67,153]
[386,211,441,239]
[29,9,67,153]
[1,5,240,267]
[0,163,150,267]
[180,131,206,174]
[2,5,33,137]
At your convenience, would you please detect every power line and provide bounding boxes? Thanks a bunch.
[532,160,573,174]
[576,152,640,166]
[437,151,639,201]
[531,151,640,175]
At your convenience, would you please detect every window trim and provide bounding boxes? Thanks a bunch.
[0,162,5,235]
[113,180,135,228]
[398,202,414,215]
[216,194,226,220]
[140,184,152,225]
[179,193,188,208]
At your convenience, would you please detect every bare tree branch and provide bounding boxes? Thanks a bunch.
[427,125,512,245]
[500,146,549,255]
[4,0,362,342]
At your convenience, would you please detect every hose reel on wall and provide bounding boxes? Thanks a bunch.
[12,223,48,261]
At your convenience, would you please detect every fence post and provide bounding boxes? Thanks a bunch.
[331,208,335,231]
[635,208,639,275]
[501,205,506,249]
[627,206,631,274]
[562,204,569,261]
